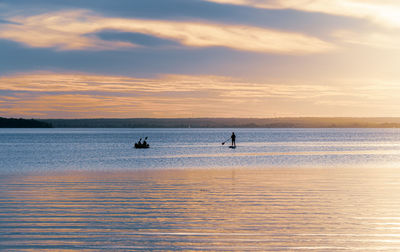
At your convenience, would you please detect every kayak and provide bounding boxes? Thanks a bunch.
[134,143,149,149]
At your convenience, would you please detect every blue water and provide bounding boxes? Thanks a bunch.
[1,128,400,174]
[2,128,400,250]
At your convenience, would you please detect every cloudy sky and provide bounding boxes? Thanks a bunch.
[1,0,399,118]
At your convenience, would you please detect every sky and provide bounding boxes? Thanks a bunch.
[0,0,400,118]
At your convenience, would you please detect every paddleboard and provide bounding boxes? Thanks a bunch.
[229,146,236,149]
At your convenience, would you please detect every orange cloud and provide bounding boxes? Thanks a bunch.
[205,0,400,28]
[2,72,400,118]
[0,10,334,54]
[332,30,400,49]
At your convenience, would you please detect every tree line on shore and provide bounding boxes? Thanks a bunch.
[3,117,400,128]
[40,118,400,128]
[0,117,52,128]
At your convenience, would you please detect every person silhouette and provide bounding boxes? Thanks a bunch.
[231,132,236,147]
[143,137,148,147]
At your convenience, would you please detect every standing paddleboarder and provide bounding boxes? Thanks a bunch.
[221,132,237,147]
[231,132,236,147]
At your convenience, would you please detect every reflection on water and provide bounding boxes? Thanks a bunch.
[2,168,400,251]
[2,128,400,173]
[2,128,400,250]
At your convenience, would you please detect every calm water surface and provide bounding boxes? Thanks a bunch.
[1,128,400,250]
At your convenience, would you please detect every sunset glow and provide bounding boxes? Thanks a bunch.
[0,0,399,118]
[205,0,400,28]
[0,10,334,53]
[2,72,400,118]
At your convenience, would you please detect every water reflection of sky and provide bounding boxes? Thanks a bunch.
[2,168,400,250]
[2,129,400,250]
[2,128,400,173]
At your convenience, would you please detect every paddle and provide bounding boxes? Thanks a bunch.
[221,137,231,145]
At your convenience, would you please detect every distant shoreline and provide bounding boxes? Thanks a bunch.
[25,117,400,128]
[0,117,52,128]
[4,117,400,128]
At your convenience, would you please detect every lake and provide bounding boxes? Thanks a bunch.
[1,128,400,250]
